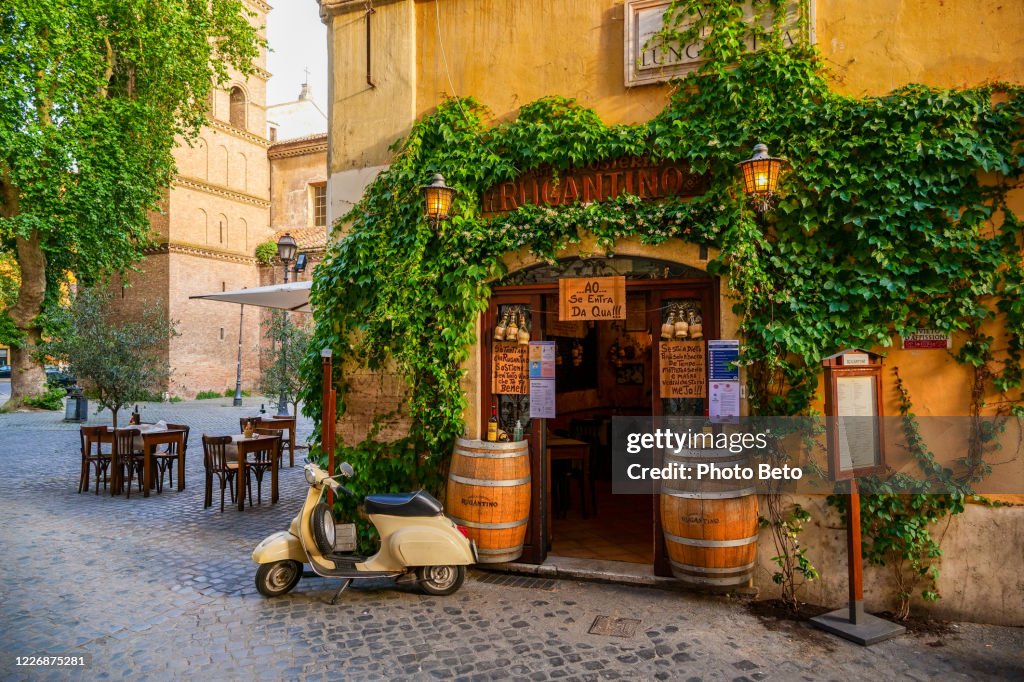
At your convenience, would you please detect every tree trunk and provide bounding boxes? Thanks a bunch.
[3,230,48,410]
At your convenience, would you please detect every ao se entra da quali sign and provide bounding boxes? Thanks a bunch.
[481,156,708,216]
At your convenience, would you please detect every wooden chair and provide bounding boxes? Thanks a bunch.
[569,418,600,517]
[254,418,295,467]
[78,425,111,495]
[202,435,242,512]
[250,430,282,504]
[239,416,262,433]
[154,423,190,493]
[115,428,145,498]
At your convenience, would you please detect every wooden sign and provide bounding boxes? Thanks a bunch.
[491,341,528,395]
[558,276,626,321]
[659,340,706,398]
[481,156,708,216]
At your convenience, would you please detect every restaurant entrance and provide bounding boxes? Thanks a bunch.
[482,258,718,573]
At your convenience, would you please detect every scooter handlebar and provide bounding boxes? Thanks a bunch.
[327,478,355,497]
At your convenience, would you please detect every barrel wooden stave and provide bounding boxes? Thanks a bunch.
[446,438,531,563]
[660,449,758,587]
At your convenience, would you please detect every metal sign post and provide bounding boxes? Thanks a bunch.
[321,348,336,506]
[810,349,905,645]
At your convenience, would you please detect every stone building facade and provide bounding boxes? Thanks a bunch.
[315,0,1024,623]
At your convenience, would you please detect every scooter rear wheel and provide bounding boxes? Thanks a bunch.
[256,560,302,597]
[416,565,466,596]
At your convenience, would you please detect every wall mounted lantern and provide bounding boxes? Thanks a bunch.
[422,173,457,225]
[737,143,787,213]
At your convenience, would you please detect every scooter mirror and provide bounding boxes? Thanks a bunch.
[339,462,354,478]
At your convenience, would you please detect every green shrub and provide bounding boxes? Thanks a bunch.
[169,396,183,403]
[23,387,67,410]
[223,388,251,397]
[195,390,221,400]
[255,241,277,265]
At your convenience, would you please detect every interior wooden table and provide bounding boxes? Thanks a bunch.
[547,436,592,519]
[229,434,279,511]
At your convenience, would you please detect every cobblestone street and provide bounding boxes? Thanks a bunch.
[0,397,1021,681]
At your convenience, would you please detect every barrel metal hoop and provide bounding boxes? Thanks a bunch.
[671,570,752,586]
[454,449,529,459]
[661,489,757,499]
[476,545,524,555]
[449,474,531,487]
[669,560,756,574]
[663,532,759,548]
[448,516,529,530]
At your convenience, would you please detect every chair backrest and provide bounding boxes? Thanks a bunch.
[254,420,288,436]
[239,417,262,433]
[114,428,141,457]
[202,434,233,471]
[80,425,108,458]
[166,423,190,455]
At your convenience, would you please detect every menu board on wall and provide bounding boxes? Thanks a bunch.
[491,341,528,395]
[659,340,707,398]
[835,375,880,472]
[558,276,626,321]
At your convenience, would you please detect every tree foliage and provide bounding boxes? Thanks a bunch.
[45,287,177,427]
[260,313,312,417]
[0,0,262,402]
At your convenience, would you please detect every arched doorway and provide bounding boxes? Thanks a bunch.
[481,256,720,573]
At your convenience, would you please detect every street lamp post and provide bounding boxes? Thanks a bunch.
[233,304,245,407]
[275,233,298,417]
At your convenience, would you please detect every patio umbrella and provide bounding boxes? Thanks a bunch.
[190,280,314,313]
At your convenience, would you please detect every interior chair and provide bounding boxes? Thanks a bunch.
[569,418,600,517]
[154,424,190,493]
[202,435,242,512]
[115,428,145,498]
[78,425,112,495]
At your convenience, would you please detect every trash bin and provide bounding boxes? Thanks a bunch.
[64,387,88,423]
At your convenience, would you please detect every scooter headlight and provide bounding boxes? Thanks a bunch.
[304,465,317,486]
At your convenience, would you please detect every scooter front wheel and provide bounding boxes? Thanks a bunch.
[416,565,466,596]
[256,560,302,597]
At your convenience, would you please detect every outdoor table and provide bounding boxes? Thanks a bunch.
[110,424,186,497]
[228,433,279,511]
[259,417,296,467]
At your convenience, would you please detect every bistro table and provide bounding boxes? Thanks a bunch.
[110,423,186,497]
[228,433,280,511]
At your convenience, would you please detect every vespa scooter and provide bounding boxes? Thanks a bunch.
[252,461,477,602]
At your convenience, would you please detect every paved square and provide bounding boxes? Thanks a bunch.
[0,397,1021,680]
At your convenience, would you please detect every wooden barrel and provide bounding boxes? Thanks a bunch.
[446,438,531,563]
[660,449,758,587]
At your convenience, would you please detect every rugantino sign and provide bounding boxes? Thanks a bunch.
[481,157,708,216]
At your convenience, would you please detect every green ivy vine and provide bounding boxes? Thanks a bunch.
[302,0,1024,554]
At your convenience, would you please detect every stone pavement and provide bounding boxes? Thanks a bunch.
[0,401,1022,681]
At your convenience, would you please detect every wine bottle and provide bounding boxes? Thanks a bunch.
[487,404,498,442]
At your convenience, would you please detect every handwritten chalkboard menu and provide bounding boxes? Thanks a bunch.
[659,340,706,398]
[558,276,626,321]
[491,341,529,395]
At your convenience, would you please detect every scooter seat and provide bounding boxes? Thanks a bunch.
[364,490,443,517]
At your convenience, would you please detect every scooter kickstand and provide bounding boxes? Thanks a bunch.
[329,579,352,605]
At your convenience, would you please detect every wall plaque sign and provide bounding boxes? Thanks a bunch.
[901,329,951,350]
[624,0,813,87]
[559,276,626,321]
[481,157,708,216]
[659,340,707,399]
[491,341,528,395]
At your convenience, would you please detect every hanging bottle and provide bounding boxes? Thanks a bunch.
[513,419,524,442]
[689,312,704,340]
[494,311,509,341]
[506,310,519,342]
[661,310,675,340]
[517,311,530,345]
[674,310,690,339]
